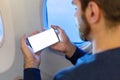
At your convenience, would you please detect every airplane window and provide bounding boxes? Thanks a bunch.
[43,0,83,43]
[0,15,4,47]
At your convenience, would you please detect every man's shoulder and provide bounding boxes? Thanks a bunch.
[54,47,120,80]
[96,47,120,61]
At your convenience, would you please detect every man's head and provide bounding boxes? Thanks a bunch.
[73,0,120,41]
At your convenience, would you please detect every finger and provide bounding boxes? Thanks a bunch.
[51,25,64,34]
[36,51,42,56]
[41,27,45,31]
[29,30,40,37]
[21,35,34,56]
[21,35,28,48]
[20,35,28,55]
[51,25,62,30]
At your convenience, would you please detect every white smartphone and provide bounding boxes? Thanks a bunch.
[26,28,60,53]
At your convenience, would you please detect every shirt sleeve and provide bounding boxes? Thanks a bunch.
[24,68,41,80]
[66,47,86,65]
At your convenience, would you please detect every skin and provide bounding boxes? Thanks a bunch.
[21,31,41,68]
[21,0,120,69]
[20,26,76,68]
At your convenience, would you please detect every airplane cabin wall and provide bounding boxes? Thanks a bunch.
[0,0,42,79]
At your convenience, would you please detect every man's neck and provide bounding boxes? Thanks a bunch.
[92,25,120,54]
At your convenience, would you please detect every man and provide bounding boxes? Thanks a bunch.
[21,0,120,80]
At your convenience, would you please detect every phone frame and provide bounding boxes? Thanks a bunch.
[26,28,60,53]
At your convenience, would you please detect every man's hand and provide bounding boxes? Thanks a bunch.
[51,25,76,58]
[20,31,41,69]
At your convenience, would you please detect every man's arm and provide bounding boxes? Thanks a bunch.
[51,26,89,65]
[21,26,90,80]
[20,32,42,80]
[66,47,86,65]
[24,68,41,80]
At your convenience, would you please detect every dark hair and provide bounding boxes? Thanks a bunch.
[80,0,120,26]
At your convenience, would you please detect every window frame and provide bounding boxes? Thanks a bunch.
[0,12,4,48]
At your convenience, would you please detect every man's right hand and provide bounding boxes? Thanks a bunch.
[51,25,76,58]
[21,31,41,69]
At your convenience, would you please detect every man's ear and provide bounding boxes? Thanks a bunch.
[85,1,100,24]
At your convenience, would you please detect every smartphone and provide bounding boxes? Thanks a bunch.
[26,28,60,53]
